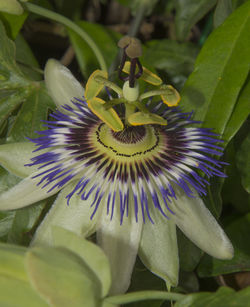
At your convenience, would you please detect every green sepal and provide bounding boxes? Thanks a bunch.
[160,84,181,106]
[88,97,124,132]
[123,61,162,86]
[128,112,167,126]
[85,70,108,100]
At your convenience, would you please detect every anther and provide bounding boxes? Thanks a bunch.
[118,36,143,88]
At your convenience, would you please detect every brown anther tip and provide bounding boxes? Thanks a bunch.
[126,38,142,58]
[118,36,142,59]
[118,36,132,49]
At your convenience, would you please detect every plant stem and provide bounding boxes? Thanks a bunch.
[105,290,184,305]
[23,2,107,72]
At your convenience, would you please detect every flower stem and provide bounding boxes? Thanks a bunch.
[23,2,107,72]
[104,290,185,305]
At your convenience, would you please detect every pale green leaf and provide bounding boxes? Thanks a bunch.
[53,227,111,298]
[26,246,101,307]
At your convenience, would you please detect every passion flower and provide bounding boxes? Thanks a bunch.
[0,37,233,294]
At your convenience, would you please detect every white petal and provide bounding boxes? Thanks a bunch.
[139,208,179,287]
[44,59,84,109]
[97,208,143,295]
[0,168,62,211]
[0,142,39,178]
[170,187,234,260]
[32,181,101,246]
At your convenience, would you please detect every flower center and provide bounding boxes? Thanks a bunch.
[92,123,161,158]
[111,125,146,144]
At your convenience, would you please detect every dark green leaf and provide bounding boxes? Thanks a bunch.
[143,39,199,77]
[198,213,250,277]
[176,286,250,307]
[175,287,235,307]
[177,228,202,272]
[0,20,33,131]
[223,76,250,144]
[128,258,166,307]
[15,34,42,81]
[203,177,225,218]
[7,201,46,245]
[232,0,249,9]
[7,84,54,142]
[222,139,250,213]
[213,0,233,28]
[236,132,250,193]
[175,0,217,41]
[180,1,250,141]
[68,21,120,78]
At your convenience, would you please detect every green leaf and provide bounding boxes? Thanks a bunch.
[26,246,101,307]
[175,0,217,41]
[177,228,202,272]
[0,168,21,239]
[180,1,250,141]
[223,76,250,144]
[52,227,111,298]
[175,287,235,307]
[176,286,250,307]
[0,242,27,281]
[197,213,250,277]
[15,33,42,81]
[0,10,28,39]
[68,21,120,78]
[7,84,54,142]
[0,20,53,142]
[204,177,225,218]
[7,201,46,245]
[143,39,199,77]
[213,0,233,28]
[0,275,50,307]
[236,131,250,193]
[222,139,250,213]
